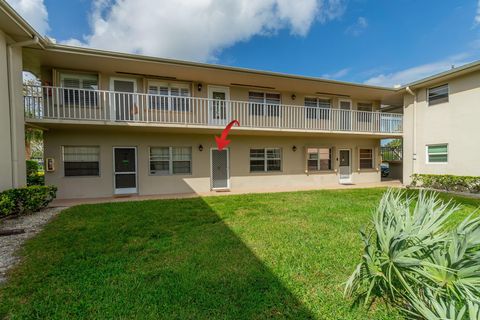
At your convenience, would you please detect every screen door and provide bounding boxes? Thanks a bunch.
[211,149,229,189]
[339,149,352,184]
[113,147,137,194]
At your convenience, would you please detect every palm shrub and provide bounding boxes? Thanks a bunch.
[345,189,480,319]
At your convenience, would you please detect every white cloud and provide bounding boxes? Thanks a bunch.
[345,16,367,36]
[322,67,350,79]
[6,0,49,35]
[64,0,346,62]
[364,53,472,87]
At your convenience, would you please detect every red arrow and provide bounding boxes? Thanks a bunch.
[215,120,240,150]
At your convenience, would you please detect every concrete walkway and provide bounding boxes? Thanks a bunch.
[51,180,403,207]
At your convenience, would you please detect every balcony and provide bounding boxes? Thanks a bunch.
[23,85,403,135]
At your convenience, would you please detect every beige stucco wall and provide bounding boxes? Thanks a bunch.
[0,30,26,191]
[45,68,382,111]
[44,128,381,199]
[403,71,480,184]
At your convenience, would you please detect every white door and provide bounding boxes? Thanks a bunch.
[111,78,137,121]
[208,86,230,125]
[211,148,230,190]
[339,99,352,131]
[339,149,352,184]
[113,147,138,194]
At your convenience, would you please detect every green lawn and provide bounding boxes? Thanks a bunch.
[1,188,479,319]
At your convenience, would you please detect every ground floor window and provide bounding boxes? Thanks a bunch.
[250,148,281,172]
[150,147,192,175]
[62,146,100,176]
[307,147,332,171]
[359,148,374,169]
[426,144,448,163]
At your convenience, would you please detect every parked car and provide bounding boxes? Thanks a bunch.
[381,164,390,178]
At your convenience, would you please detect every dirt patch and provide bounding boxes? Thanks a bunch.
[0,207,66,284]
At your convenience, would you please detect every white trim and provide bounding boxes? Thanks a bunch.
[338,148,352,184]
[338,98,352,110]
[207,85,231,125]
[425,144,448,164]
[109,77,137,121]
[113,146,138,195]
[210,148,230,190]
[358,148,374,170]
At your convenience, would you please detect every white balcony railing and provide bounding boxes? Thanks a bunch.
[23,85,403,134]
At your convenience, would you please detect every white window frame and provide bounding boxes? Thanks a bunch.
[248,91,281,117]
[149,146,192,175]
[359,148,374,170]
[304,96,331,119]
[249,148,282,172]
[306,147,333,172]
[427,84,449,106]
[426,144,448,164]
[59,72,99,89]
[62,145,100,177]
[147,81,191,111]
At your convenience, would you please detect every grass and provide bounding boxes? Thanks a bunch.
[0,188,479,319]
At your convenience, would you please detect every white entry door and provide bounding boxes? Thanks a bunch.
[111,78,137,121]
[211,148,230,190]
[208,86,230,125]
[338,149,352,184]
[339,99,352,131]
[113,147,137,194]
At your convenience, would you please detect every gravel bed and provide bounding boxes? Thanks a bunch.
[0,207,66,284]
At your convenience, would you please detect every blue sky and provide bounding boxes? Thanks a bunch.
[8,0,480,86]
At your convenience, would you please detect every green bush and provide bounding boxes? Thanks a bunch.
[0,193,15,217]
[0,185,57,217]
[26,160,45,186]
[345,189,480,319]
[411,174,480,193]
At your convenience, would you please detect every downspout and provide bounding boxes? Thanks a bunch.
[405,86,416,178]
[7,36,40,187]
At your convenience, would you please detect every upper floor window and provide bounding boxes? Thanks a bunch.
[426,144,448,163]
[307,147,332,171]
[428,84,449,106]
[62,146,100,177]
[148,82,190,111]
[60,73,99,107]
[304,97,331,119]
[357,102,373,122]
[249,92,280,117]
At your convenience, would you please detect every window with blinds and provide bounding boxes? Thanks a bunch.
[426,144,448,163]
[62,146,100,176]
[428,84,449,106]
[249,148,281,172]
[150,147,192,175]
[359,148,374,169]
[307,147,332,171]
[248,92,281,116]
[60,73,99,107]
[304,97,331,119]
[148,82,191,111]
[357,103,373,122]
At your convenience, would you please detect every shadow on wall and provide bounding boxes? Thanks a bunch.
[0,197,314,318]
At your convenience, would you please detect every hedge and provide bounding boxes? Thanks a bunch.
[410,174,480,194]
[0,185,57,218]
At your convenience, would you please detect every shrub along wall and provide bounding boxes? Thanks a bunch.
[410,174,480,193]
[0,186,57,218]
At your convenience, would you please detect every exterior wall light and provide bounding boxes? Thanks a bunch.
[198,144,204,152]
[197,83,203,92]
[292,145,297,152]
[291,94,296,100]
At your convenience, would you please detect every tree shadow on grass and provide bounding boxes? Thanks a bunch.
[0,197,314,319]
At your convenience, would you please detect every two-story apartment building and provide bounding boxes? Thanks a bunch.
[3,1,478,200]
[20,42,404,198]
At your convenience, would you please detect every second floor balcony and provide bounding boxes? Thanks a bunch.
[24,85,403,135]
